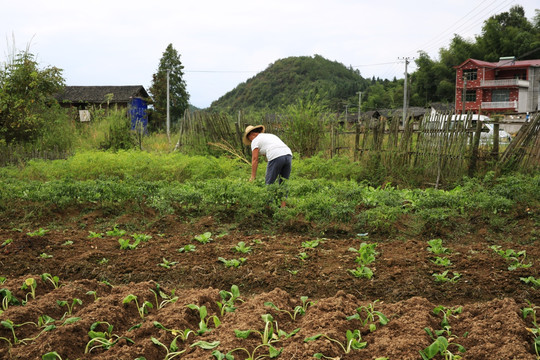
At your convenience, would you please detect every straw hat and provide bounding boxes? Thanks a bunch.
[242,125,265,145]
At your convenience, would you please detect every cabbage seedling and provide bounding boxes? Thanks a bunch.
[233,241,252,254]
[86,290,99,302]
[186,304,220,334]
[304,329,367,356]
[150,336,187,359]
[419,328,466,360]
[1,239,12,247]
[194,232,212,244]
[217,284,244,316]
[131,233,152,242]
[1,289,20,313]
[178,244,196,253]
[349,242,378,265]
[297,252,309,261]
[87,231,104,239]
[158,258,178,269]
[153,321,195,342]
[427,239,449,255]
[27,228,49,237]
[348,265,374,279]
[84,321,134,353]
[431,257,452,267]
[521,276,540,288]
[39,253,53,259]
[302,238,324,249]
[123,294,153,319]
[118,238,141,250]
[346,300,389,332]
[42,352,63,360]
[57,298,82,316]
[21,277,37,302]
[218,257,246,268]
[41,273,62,289]
[0,276,6,284]
[150,283,178,309]
[432,270,461,283]
[264,296,314,320]
[106,225,126,237]
[0,319,39,345]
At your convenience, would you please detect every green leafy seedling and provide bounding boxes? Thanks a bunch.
[420,328,466,360]
[264,296,314,321]
[432,270,461,283]
[1,318,42,345]
[159,258,178,269]
[86,290,99,302]
[305,329,367,356]
[178,244,197,253]
[349,242,378,265]
[131,233,152,242]
[194,232,212,244]
[87,231,104,239]
[520,276,540,288]
[431,256,452,267]
[346,300,389,332]
[217,284,244,316]
[84,321,134,353]
[233,241,252,254]
[152,336,219,360]
[153,321,195,342]
[123,294,153,319]
[150,283,178,309]
[1,239,12,247]
[41,273,62,289]
[302,238,324,249]
[118,237,140,250]
[1,288,20,313]
[57,298,82,316]
[218,257,246,268]
[348,265,373,279]
[297,252,309,261]
[27,228,49,237]
[186,304,221,334]
[39,253,53,259]
[427,239,449,255]
[106,225,126,237]
[42,352,63,360]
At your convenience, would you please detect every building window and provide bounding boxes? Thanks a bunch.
[465,90,476,102]
[492,89,510,102]
[463,69,478,81]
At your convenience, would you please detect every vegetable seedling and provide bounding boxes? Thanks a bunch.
[1,239,12,247]
[346,300,389,332]
[348,265,374,279]
[233,241,252,254]
[431,256,452,267]
[21,277,37,302]
[158,258,178,269]
[297,252,309,261]
[118,238,141,250]
[87,231,104,239]
[62,240,73,246]
[41,273,62,289]
[420,328,466,360]
[0,319,41,345]
[217,284,244,316]
[304,329,367,356]
[123,294,153,319]
[178,244,196,253]
[349,242,378,265]
[520,276,540,288]
[302,238,324,249]
[84,321,134,353]
[39,253,53,259]
[57,298,82,316]
[150,283,178,309]
[427,239,449,255]
[218,257,246,268]
[489,245,532,270]
[432,270,461,283]
[106,225,126,237]
[153,321,195,342]
[27,228,49,237]
[42,352,63,360]
[1,289,20,313]
[152,336,220,360]
[186,304,221,334]
[194,232,212,244]
[131,233,152,242]
[86,290,99,302]
[264,296,314,321]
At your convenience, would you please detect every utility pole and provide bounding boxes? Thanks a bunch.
[399,57,412,124]
[356,91,362,122]
[166,69,171,144]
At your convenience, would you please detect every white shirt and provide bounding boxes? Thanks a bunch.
[251,133,292,162]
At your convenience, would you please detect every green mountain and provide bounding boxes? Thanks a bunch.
[208,55,369,113]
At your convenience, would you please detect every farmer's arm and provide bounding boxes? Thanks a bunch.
[250,148,259,181]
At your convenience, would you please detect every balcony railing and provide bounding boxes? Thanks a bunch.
[480,79,529,87]
[480,100,518,110]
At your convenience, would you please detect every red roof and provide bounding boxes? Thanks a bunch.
[455,58,540,69]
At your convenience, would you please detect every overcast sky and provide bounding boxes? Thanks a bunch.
[1,0,538,108]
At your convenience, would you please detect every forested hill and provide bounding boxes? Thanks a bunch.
[208,55,369,113]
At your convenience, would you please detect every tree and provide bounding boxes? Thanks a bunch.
[0,50,64,144]
[149,44,189,130]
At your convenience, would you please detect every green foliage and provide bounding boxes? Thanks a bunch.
[0,49,65,144]
[99,110,137,151]
[149,43,189,130]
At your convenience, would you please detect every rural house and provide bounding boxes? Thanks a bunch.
[454,57,540,115]
[56,85,151,131]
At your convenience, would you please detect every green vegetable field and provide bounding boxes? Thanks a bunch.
[0,151,539,359]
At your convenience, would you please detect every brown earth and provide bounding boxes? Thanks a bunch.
[0,210,539,360]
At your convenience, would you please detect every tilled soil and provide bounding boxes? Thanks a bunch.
[0,213,539,359]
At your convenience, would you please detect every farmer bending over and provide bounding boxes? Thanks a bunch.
[243,125,292,206]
